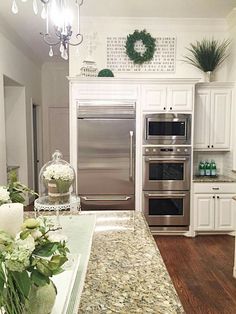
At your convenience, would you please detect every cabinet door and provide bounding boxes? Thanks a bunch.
[210,89,231,150]
[142,85,167,111]
[168,85,193,111]
[194,194,215,231]
[194,89,211,149]
[215,194,235,231]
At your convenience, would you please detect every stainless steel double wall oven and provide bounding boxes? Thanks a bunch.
[143,113,192,229]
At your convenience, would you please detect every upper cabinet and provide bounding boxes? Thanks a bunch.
[142,84,193,112]
[194,83,233,151]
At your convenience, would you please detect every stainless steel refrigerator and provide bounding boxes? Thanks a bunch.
[77,101,135,210]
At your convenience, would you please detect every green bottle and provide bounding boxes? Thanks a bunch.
[205,161,211,176]
[199,161,205,176]
[210,160,217,176]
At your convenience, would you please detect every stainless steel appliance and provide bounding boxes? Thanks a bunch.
[143,191,190,226]
[143,146,191,227]
[77,101,135,210]
[144,113,191,145]
[143,146,191,191]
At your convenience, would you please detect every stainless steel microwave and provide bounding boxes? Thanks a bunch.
[143,113,191,145]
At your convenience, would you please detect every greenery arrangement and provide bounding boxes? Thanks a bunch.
[0,171,37,205]
[183,38,231,73]
[98,69,114,77]
[125,29,156,64]
[0,217,69,313]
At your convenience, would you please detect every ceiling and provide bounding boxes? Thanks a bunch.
[0,0,235,64]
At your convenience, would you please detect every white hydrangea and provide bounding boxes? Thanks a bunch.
[4,235,35,272]
[43,164,74,182]
[47,231,68,243]
[0,186,11,204]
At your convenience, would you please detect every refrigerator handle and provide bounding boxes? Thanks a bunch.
[129,131,134,181]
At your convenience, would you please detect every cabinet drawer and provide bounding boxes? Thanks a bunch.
[193,183,236,194]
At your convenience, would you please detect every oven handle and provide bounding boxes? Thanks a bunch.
[129,131,134,181]
[145,157,187,162]
[144,193,186,198]
[81,196,131,201]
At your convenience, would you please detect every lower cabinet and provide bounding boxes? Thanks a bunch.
[194,193,236,231]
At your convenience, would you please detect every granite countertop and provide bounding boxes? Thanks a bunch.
[193,174,236,183]
[78,211,184,313]
[26,210,184,313]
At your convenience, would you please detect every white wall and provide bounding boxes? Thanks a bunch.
[70,17,229,80]
[41,62,69,162]
[4,87,28,185]
[226,10,236,172]
[0,31,41,187]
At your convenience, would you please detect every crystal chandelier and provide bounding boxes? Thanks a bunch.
[11,0,83,60]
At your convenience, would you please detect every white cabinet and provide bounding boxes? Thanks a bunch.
[215,195,236,231]
[194,194,215,231]
[142,85,167,111]
[193,183,236,232]
[142,84,193,112]
[194,84,232,151]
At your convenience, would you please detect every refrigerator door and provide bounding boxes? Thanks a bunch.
[78,118,135,209]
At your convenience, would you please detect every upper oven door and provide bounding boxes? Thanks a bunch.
[143,155,190,191]
[144,113,191,145]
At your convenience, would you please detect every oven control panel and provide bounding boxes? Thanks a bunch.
[143,146,191,156]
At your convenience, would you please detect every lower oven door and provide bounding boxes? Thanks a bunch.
[143,156,190,190]
[143,191,190,226]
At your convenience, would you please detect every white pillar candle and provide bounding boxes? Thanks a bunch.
[0,203,24,237]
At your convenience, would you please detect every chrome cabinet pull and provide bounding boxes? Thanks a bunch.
[212,187,219,190]
[129,131,134,181]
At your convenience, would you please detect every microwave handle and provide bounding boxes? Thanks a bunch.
[144,193,186,198]
[146,157,187,162]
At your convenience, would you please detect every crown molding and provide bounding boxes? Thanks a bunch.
[81,16,228,32]
[0,14,42,68]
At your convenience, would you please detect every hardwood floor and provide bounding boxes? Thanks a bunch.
[155,235,236,314]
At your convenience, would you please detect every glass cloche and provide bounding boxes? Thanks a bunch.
[38,150,76,205]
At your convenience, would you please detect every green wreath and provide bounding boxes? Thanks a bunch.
[125,30,156,64]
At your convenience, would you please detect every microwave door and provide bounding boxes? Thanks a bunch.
[144,114,191,145]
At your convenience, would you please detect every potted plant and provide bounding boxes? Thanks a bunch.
[183,38,230,81]
[0,170,37,206]
[0,217,69,314]
[43,164,74,204]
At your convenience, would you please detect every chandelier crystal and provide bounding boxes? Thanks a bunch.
[11,0,83,60]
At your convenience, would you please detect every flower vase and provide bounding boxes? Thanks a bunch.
[48,180,71,204]
[204,71,214,82]
[25,281,57,314]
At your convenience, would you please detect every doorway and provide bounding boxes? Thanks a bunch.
[32,102,43,193]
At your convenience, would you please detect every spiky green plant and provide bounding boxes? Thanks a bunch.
[183,38,230,72]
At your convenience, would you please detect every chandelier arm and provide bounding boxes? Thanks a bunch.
[40,33,61,46]
[68,34,83,46]
[76,0,84,6]
[40,0,50,4]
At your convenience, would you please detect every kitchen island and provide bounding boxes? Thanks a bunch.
[27,210,184,313]
[78,210,183,313]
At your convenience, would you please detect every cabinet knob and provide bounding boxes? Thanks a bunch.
[163,107,166,110]
[217,196,220,199]
[170,107,173,110]
[213,196,215,199]
[207,145,210,148]
[211,145,214,148]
